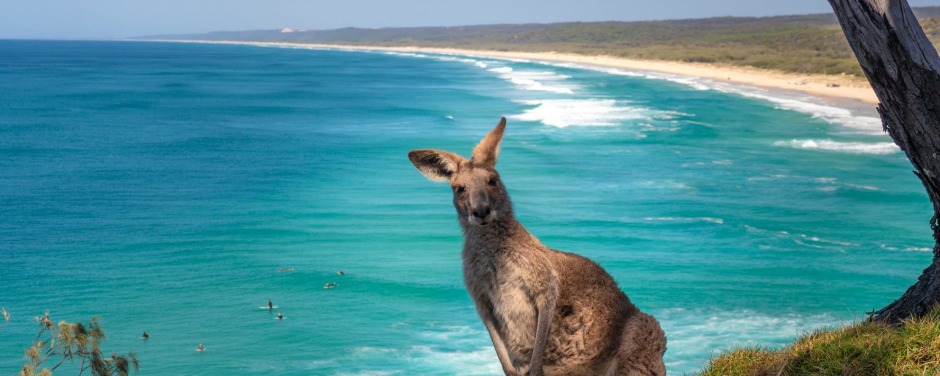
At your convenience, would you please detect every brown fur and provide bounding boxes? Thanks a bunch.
[409,118,667,376]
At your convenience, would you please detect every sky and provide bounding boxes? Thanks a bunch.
[4,0,940,39]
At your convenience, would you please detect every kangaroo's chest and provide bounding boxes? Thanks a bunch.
[464,251,540,352]
[464,250,533,304]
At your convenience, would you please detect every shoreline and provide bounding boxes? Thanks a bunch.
[148,39,880,107]
[365,45,880,105]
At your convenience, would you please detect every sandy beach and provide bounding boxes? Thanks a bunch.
[168,40,880,105]
[353,46,880,105]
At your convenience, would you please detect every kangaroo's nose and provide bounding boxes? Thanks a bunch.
[472,206,492,219]
[469,193,492,224]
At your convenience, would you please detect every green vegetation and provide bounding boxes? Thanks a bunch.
[700,308,940,376]
[17,312,138,376]
[145,7,940,77]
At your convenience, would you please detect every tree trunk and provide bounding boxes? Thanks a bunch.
[828,0,940,323]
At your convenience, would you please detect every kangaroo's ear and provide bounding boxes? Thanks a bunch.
[471,117,506,168]
[408,149,465,182]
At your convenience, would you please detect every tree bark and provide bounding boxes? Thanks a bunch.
[828,0,940,323]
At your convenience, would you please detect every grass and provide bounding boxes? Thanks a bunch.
[699,308,940,376]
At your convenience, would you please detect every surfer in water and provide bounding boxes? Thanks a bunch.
[267,299,273,310]
[277,312,283,320]
[142,331,149,340]
[197,343,204,352]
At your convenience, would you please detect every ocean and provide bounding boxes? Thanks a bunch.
[0,40,931,375]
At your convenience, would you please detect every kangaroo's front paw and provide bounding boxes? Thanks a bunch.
[521,365,540,376]
[505,364,528,376]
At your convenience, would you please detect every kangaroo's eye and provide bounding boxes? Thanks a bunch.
[488,178,498,187]
[454,186,465,194]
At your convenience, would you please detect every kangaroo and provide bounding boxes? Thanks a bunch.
[408,118,666,376]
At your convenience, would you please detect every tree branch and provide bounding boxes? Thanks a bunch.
[828,0,940,322]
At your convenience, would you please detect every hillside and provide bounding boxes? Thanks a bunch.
[140,7,940,77]
[700,308,940,376]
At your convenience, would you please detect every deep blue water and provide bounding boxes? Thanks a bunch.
[0,40,931,375]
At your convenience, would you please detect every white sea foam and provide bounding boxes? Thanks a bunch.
[382,51,430,59]
[487,66,576,94]
[641,73,884,134]
[844,183,882,191]
[878,243,933,252]
[386,52,698,108]
[732,89,884,135]
[629,70,884,135]
[333,325,501,376]
[333,371,398,376]
[406,345,502,375]
[654,75,713,91]
[744,225,858,252]
[774,139,900,155]
[657,308,842,372]
[680,159,732,168]
[510,99,637,127]
[746,174,884,191]
[509,99,684,128]
[381,51,493,70]
[403,325,502,375]
[644,217,725,225]
[635,179,694,192]
[549,61,885,134]
[433,55,489,68]
[539,61,708,90]
[697,82,884,135]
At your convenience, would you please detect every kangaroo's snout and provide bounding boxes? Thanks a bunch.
[468,193,495,225]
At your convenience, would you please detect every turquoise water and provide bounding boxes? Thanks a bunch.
[0,40,931,375]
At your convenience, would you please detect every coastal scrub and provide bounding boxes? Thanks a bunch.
[700,308,940,376]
